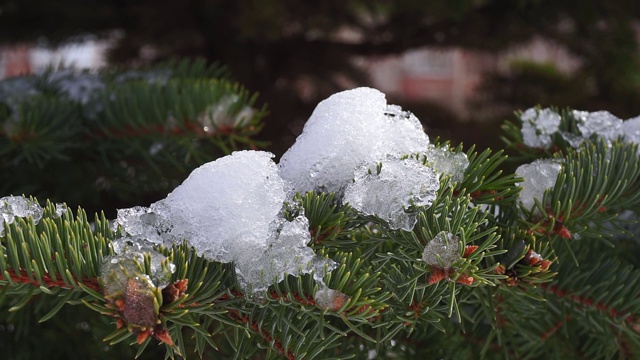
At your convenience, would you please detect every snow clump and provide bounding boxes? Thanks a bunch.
[343,157,439,231]
[520,108,561,149]
[114,151,333,293]
[278,87,430,194]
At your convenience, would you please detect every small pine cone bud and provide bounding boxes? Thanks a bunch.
[123,277,158,329]
[456,275,475,285]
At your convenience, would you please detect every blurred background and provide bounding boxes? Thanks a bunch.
[2,0,640,157]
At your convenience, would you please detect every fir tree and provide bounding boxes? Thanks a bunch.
[2,65,640,360]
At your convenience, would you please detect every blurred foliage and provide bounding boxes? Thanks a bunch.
[0,61,266,217]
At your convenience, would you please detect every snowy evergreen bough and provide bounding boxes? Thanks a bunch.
[2,75,640,359]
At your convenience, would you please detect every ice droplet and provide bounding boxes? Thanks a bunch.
[343,157,439,231]
[422,232,460,269]
[53,203,67,218]
[313,287,351,311]
[0,196,43,235]
[279,87,429,194]
[515,159,563,212]
[520,108,561,149]
[107,237,175,289]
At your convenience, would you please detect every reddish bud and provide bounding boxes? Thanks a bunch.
[463,245,479,258]
[557,226,572,239]
[456,276,475,285]
[153,326,174,346]
[428,267,448,285]
[136,330,151,345]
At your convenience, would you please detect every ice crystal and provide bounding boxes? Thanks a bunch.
[54,203,68,218]
[573,110,623,142]
[422,232,460,269]
[424,145,469,183]
[115,206,165,245]
[0,196,43,235]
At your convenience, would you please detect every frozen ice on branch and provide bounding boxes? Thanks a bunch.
[422,232,460,269]
[518,108,633,149]
[424,145,469,183]
[278,87,461,230]
[0,196,43,235]
[573,110,622,142]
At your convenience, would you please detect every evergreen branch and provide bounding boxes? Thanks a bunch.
[0,268,101,292]
[526,140,640,242]
[456,146,521,205]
